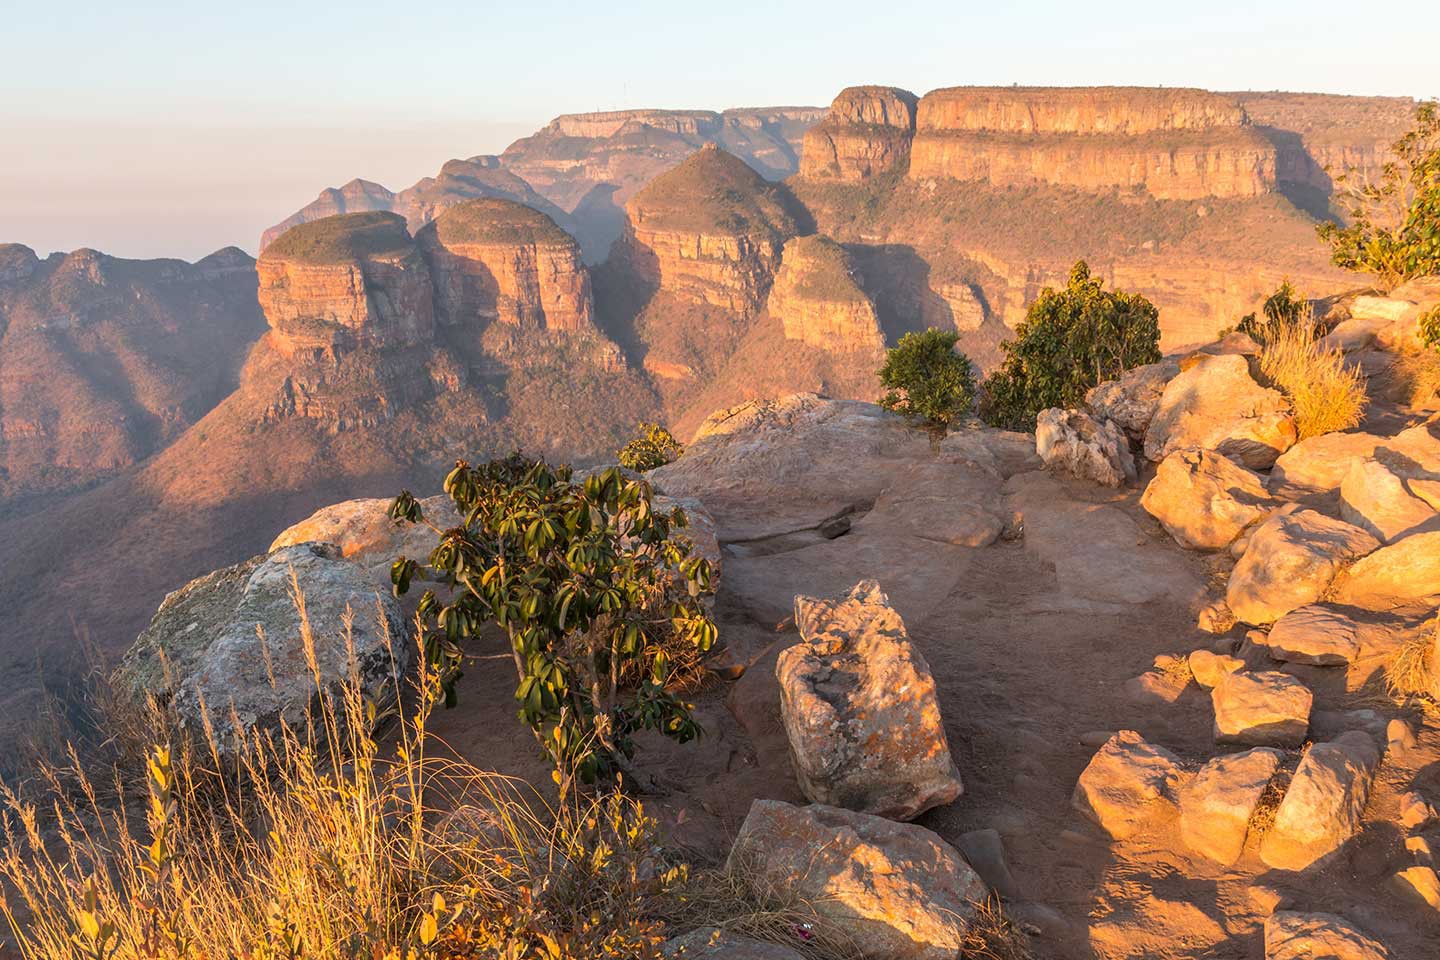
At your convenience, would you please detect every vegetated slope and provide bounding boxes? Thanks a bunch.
[0,243,265,505]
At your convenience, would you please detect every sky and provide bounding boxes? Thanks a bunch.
[3,0,1438,261]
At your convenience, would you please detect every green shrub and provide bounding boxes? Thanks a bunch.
[390,456,716,788]
[877,328,977,434]
[617,422,684,472]
[983,261,1161,430]
[1421,304,1440,350]
[1318,100,1440,288]
[1237,280,1320,344]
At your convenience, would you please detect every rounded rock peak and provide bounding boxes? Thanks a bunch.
[262,211,414,265]
[423,197,575,248]
[629,144,798,239]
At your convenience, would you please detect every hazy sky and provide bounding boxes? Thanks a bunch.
[4,0,1438,260]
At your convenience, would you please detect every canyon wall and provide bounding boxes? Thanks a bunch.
[799,86,918,183]
[767,235,884,352]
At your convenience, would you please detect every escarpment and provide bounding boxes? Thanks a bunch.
[417,198,595,333]
[619,144,800,313]
[767,235,883,353]
[907,87,1277,199]
[799,86,918,182]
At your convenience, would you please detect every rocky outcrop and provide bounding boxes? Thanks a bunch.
[727,800,987,960]
[799,86,918,182]
[1259,731,1381,872]
[778,581,962,820]
[1141,449,1274,550]
[1086,360,1180,439]
[417,198,595,332]
[1143,354,1297,469]
[257,212,434,360]
[619,144,799,313]
[908,87,1276,200]
[1035,408,1136,487]
[115,543,409,745]
[766,235,883,351]
[1226,508,1379,625]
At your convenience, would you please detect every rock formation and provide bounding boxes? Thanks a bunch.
[765,235,883,351]
[798,86,918,182]
[417,198,596,333]
[259,179,397,249]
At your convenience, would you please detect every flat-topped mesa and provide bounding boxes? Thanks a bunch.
[1233,91,1415,194]
[767,235,884,352]
[908,86,1276,200]
[260,180,397,250]
[544,109,724,140]
[416,197,595,333]
[621,143,799,312]
[257,211,434,361]
[799,86,919,182]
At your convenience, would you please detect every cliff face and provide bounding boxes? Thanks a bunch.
[417,198,595,333]
[907,87,1276,200]
[799,86,918,183]
[620,144,800,313]
[0,244,265,499]
[767,235,884,352]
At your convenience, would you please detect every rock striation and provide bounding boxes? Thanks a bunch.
[766,235,883,351]
[799,86,918,182]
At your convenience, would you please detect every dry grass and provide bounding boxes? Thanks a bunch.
[1257,311,1369,438]
[1392,347,1440,406]
[1247,762,1295,839]
[1386,618,1438,700]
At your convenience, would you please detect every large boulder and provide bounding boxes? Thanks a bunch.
[1226,508,1379,625]
[1035,408,1136,487]
[1264,912,1390,960]
[1263,605,1361,665]
[269,495,459,589]
[1141,449,1274,550]
[1339,458,1438,543]
[1085,360,1180,439]
[1335,530,1440,609]
[116,544,409,744]
[1269,431,1387,495]
[1179,747,1283,866]
[1143,354,1297,469]
[777,580,962,820]
[727,800,987,960]
[1259,731,1381,872]
[1211,671,1312,747]
[1072,731,1186,839]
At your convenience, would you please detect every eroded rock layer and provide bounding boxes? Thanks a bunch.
[799,86,918,182]
[766,235,883,352]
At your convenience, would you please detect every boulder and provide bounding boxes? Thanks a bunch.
[1350,294,1418,324]
[116,544,408,744]
[1141,449,1274,550]
[662,928,805,960]
[1339,458,1437,543]
[1188,650,1244,688]
[1211,671,1312,747]
[1263,605,1360,665]
[1391,866,1440,914]
[1179,747,1283,865]
[1072,731,1186,839]
[1035,408,1136,487]
[1084,360,1180,439]
[1269,431,1387,495]
[1143,354,1297,469]
[1264,912,1390,960]
[1335,530,1440,609]
[654,494,725,585]
[1226,508,1379,626]
[727,800,987,960]
[270,495,460,590]
[777,580,962,820]
[1259,731,1381,871]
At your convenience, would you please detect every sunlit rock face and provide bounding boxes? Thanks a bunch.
[799,86,918,183]
[766,235,883,353]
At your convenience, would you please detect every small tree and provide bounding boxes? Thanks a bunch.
[1318,100,1440,288]
[390,455,717,789]
[983,261,1161,430]
[617,422,683,472]
[877,328,977,436]
[1237,280,1318,343]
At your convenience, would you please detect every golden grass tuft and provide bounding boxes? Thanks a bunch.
[1257,312,1369,439]
[1246,762,1296,839]
[1386,617,1438,700]
[1392,347,1440,406]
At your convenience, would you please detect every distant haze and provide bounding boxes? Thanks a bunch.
[4,0,1438,260]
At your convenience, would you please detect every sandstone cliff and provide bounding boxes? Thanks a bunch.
[767,235,883,352]
[799,86,918,182]
[907,87,1277,200]
[417,198,595,333]
[0,244,264,500]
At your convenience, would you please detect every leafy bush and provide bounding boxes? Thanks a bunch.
[877,328,976,434]
[617,423,684,472]
[1256,297,1368,439]
[390,456,716,787]
[983,261,1161,430]
[1422,304,1440,350]
[1318,100,1440,288]
[1237,280,1321,344]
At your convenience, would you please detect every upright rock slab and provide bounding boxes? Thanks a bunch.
[1179,747,1283,865]
[1072,731,1186,839]
[1035,408,1136,487]
[1143,354,1297,469]
[1226,508,1379,625]
[1260,731,1381,872]
[1141,448,1274,550]
[777,580,962,820]
[727,800,987,960]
